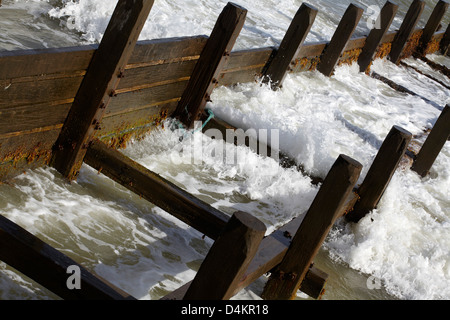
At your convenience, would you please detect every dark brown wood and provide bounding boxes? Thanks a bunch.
[317,4,364,77]
[218,48,272,86]
[50,0,155,181]
[261,155,362,300]
[161,204,347,300]
[416,0,449,56]
[201,113,324,184]
[389,0,425,64]
[0,103,71,136]
[358,1,399,72]
[346,126,412,223]
[262,3,318,89]
[400,61,450,90]
[411,105,450,177]
[127,35,207,65]
[173,2,247,129]
[420,55,450,77]
[159,190,364,301]
[0,45,95,80]
[183,211,266,300]
[84,139,229,240]
[0,214,134,300]
[106,80,189,116]
[439,22,450,55]
[0,75,83,109]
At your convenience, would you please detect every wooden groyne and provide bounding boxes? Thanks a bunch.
[0,0,449,300]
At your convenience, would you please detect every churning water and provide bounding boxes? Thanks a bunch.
[0,0,449,300]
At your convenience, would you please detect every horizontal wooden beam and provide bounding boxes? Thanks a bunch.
[84,139,229,240]
[415,0,449,56]
[173,2,247,128]
[0,214,134,300]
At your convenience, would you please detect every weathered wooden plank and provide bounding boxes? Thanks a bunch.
[416,0,449,56]
[217,48,272,86]
[0,214,135,300]
[50,0,155,181]
[440,23,450,54]
[84,139,230,240]
[262,3,318,89]
[400,60,450,89]
[183,211,266,300]
[358,1,399,73]
[0,36,206,81]
[97,101,177,148]
[316,4,364,77]
[173,2,247,129]
[411,105,450,177]
[107,80,188,116]
[0,103,71,136]
[117,59,196,92]
[0,129,59,181]
[0,75,83,108]
[127,35,207,65]
[0,45,96,80]
[389,0,425,64]
[261,155,362,300]
[346,126,412,223]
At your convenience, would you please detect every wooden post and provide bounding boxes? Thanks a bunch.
[50,0,154,180]
[0,214,134,300]
[262,3,318,89]
[173,2,247,129]
[411,105,450,177]
[358,1,399,73]
[346,126,412,223]
[84,139,229,240]
[388,0,425,64]
[416,0,449,56]
[261,155,362,300]
[316,3,364,77]
[183,211,266,300]
[439,22,450,55]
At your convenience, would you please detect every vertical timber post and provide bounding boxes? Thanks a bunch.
[316,3,364,77]
[261,155,362,300]
[388,0,425,64]
[183,211,266,300]
[416,0,449,57]
[358,1,399,73]
[50,0,154,180]
[346,126,412,223]
[411,105,450,177]
[262,3,318,89]
[173,2,247,129]
[439,23,450,55]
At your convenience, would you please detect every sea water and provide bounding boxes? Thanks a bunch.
[0,0,449,300]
